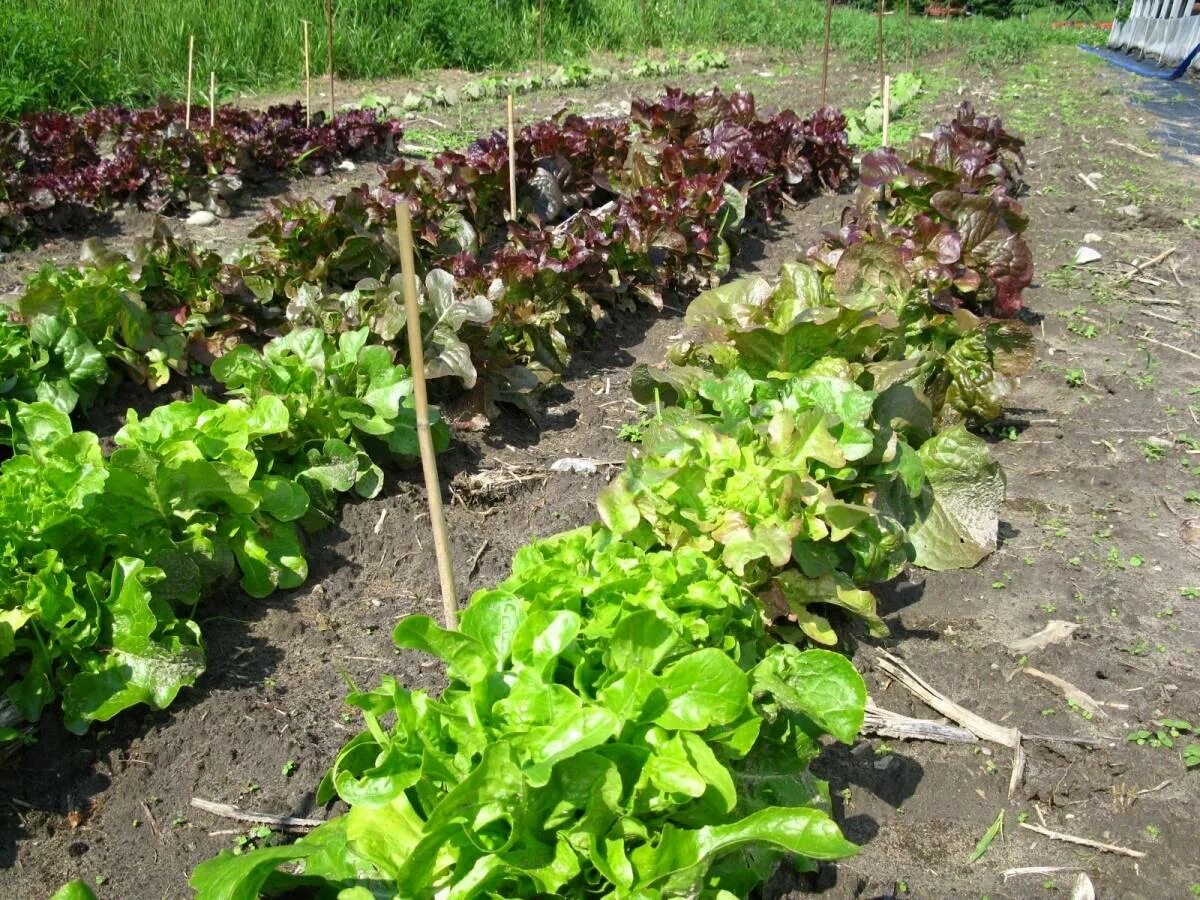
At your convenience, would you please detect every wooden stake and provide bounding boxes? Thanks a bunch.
[506,94,518,221]
[185,34,195,129]
[537,0,546,76]
[881,75,891,147]
[877,0,885,99]
[395,202,459,630]
[302,19,311,127]
[820,0,833,107]
[324,0,335,120]
[209,71,216,128]
[904,0,912,70]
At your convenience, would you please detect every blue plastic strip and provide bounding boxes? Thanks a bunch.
[1079,42,1200,80]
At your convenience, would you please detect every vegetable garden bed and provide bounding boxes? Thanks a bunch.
[2,46,1200,900]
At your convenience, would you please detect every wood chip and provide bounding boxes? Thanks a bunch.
[190,798,324,832]
[1009,740,1026,798]
[862,700,978,743]
[1135,290,1183,306]
[1003,865,1083,880]
[1139,308,1179,325]
[1125,245,1176,277]
[1021,666,1124,719]
[1071,873,1096,900]
[1018,821,1147,858]
[1136,779,1171,796]
[1106,138,1157,159]
[1139,334,1200,363]
[874,650,1021,748]
[1007,620,1080,655]
[467,539,490,578]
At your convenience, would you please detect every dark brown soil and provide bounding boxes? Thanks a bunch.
[3,46,1200,900]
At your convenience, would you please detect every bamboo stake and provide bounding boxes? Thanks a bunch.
[185,34,195,129]
[537,0,546,77]
[395,202,459,630]
[820,0,833,107]
[877,0,886,99]
[302,19,311,127]
[882,75,891,146]
[324,0,335,120]
[209,71,216,128]
[506,94,518,221]
[904,0,912,70]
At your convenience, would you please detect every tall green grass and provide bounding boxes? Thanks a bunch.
[1,0,1104,118]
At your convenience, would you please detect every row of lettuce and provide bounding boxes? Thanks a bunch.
[372,50,731,114]
[1,89,856,430]
[0,102,402,249]
[2,51,736,251]
[183,104,1036,897]
[0,329,444,742]
[0,88,854,740]
[5,85,1032,438]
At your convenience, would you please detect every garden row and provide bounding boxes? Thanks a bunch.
[0,329,442,743]
[184,103,1037,898]
[1,88,854,435]
[0,48,735,251]
[0,102,402,249]
[0,88,854,742]
[377,50,730,113]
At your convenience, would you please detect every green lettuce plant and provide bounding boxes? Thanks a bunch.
[601,369,907,645]
[190,526,866,898]
[0,402,205,736]
[2,332,448,739]
[0,313,108,423]
[212,327,448,520]
[638,259,1033,429]
[603,359,1003,644]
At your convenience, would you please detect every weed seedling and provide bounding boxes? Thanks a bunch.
[617,421,644,443]
[1066,698,1093,720]
[1139,440,1165,461]
[967,810,1004,864]
[1128,718,1195,748]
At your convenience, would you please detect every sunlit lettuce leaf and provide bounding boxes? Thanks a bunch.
[908,426,1004,570]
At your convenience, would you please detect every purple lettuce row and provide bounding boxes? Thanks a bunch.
[630,89,852,221]
[251,89,853,280]
[810,102,1031,318]
[234,89,853,413]
[0,102,402,248]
